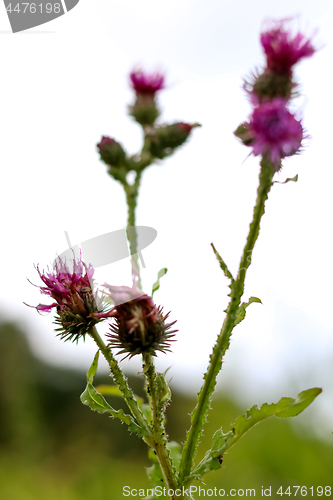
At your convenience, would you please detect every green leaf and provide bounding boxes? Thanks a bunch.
[235,296,262,325]
[147,448,164,488]
[95,384,145,407]
[80,352,148,437]
[274,387,322,418]
[168,441,182,470]
[87,350,99,383]
[146,441,182,492]
[156,372,171,404]
[94,384,124,397]
[188,387,322,481]
[152,268,168,296]
[139,402,152,422]
[211,243,234,282]
[274,174,298,185]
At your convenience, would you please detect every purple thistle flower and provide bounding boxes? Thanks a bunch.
[237,99,304,170]
[26,255,109,342]
[130,68,165,95]
[261,19,316,76]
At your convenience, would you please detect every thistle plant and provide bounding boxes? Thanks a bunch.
[26,19,322,500]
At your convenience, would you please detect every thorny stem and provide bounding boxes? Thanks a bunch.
[123,130,155,289]
[179,160,275,484]
[124,170,143,289]
[143,354,181,500]
[108,130,179,497]
[122,130,155,286]
[88,326,152,441]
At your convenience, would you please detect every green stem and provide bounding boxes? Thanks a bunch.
[179,160,275,484]
[143,354,181,500]
[125,171,143,289]
[89,326,152,441]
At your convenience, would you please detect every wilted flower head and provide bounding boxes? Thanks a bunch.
[261,19,316,76]
[101,269,177,359]
[235,98,304,170]
[130,68,165,95]
[26,255,108,342]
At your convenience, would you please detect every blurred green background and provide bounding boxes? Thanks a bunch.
[1,319,332,500]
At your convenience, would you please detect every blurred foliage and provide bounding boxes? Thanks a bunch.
[0,319,332,499]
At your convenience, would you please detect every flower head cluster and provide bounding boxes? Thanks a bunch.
[235,18,315,171]
[27,257,177,356]
[97,269,177,359]
[27,255,109,342]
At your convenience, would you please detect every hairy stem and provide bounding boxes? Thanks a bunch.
[179,160,275,484]
[89,326,152,441]
[143,354,181,500]
[125,170,143,289]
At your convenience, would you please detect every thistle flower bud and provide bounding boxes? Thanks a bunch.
[245,20,316,103]
[102,269,177,359]
[129,68,165,126]
[129,95,160,127]
[97,136,126,167]
[244,69,294,103]
[26,256,109,342]
[149,122,200,159]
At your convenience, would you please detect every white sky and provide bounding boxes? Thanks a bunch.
[1,0,333,434]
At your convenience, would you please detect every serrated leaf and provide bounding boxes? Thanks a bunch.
[211,243,234,282]
[152,268,168,296]
[81,383,128,422]
[81,353,148,437]
[274,387,322,418]
[188,387,322,481]
[235,296,262,325]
